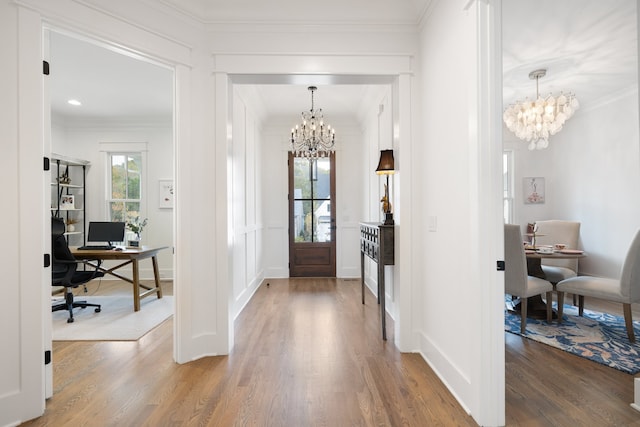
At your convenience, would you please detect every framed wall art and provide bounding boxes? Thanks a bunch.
[60,194,75,210]
[159,180,174,209]
[523,177,545,204]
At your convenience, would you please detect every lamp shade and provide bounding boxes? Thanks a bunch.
[375,149,395,175]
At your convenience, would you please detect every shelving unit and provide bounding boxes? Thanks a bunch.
[50,154,89,247]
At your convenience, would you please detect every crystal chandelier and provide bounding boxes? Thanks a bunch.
[290,86,336,158]
[503,69,579,150]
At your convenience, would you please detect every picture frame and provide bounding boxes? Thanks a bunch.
[60,194,75,210]
[159,180,174,209]
[523,177,545,204]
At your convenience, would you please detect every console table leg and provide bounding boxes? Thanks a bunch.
[361,251,365,304]
[379,261,387,340]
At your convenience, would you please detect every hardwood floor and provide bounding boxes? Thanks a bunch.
[23,279,640,426]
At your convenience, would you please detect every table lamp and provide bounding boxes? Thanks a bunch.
[376,149,395,225]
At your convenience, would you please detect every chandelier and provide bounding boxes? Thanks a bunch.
[503,69,579,150]
[290,86,336,158]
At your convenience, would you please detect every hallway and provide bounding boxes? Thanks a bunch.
[23,279,640,426]
[26,279,475,426]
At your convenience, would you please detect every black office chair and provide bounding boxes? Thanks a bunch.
[51,217,104,323]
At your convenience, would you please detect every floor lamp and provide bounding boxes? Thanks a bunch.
[376,149,395,225]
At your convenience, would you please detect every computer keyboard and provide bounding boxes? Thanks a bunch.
[77,245,114,250]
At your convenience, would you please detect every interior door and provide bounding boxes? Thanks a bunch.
[288,153,336,277]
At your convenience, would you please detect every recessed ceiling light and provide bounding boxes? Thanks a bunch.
[67,99,82,106]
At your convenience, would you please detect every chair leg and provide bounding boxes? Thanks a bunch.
[52,287,102,323]
[545,291,553,323]
[557,292,565,324]
[65,289,75,323]
[520,297,528,334]
[623,303,635,343]
[578,295,585,316]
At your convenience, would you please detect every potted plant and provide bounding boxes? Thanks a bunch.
[126,216,148,247]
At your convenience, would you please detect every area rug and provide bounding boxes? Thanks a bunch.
[505,298,640,374]
[52,295,173,341]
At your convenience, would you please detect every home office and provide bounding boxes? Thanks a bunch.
[49,31,174,333]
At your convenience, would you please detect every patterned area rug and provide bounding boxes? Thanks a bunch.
[505,297,640,374]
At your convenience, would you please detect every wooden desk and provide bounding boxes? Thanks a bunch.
[360,222,394,340]
[71,246,167,311]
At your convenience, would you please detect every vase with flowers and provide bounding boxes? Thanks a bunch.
[65,218,79,232]
[126,216,148,247]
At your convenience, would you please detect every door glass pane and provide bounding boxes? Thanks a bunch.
[313,158,331,199]
[293,157,312,199]
[294,200,312,242]
[314,200,332,242]
[292,155,333,243]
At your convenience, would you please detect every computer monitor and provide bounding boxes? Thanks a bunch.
[87,221,125,245]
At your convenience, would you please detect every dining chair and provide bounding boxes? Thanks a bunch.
[534,220,581,284]
[556,229,640,342]
[505,224,554,333]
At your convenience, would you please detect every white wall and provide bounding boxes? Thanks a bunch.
[230,88,264,319]
[51,122,174,278]
[508,91,640,278]
[359,87,398,304]
[414,1,504,424]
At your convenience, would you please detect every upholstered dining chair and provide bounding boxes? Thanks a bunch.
[534,220,581,284]
[556,229,640,343]
[505,224,554,333]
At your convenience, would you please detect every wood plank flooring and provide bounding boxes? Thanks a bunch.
[23,279,640,426]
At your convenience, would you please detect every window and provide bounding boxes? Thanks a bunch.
[107,153,142,222]
[503,150,514,224]
[291,156,333,243]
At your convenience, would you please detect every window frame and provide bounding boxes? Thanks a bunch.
[503,150,514,224]
[100,142,148,224]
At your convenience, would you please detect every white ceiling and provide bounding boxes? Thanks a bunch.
[49,1,638,127]
[50,31,174,124]
[503,0,637,109]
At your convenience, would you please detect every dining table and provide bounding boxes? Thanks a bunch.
[518,247,587,319]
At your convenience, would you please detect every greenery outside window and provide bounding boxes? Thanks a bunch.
[108,153,142,222]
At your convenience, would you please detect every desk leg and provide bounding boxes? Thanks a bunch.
[361,250,365,304]
[152,255,163,299]
[133,260,140,312]
[379,261,387,340]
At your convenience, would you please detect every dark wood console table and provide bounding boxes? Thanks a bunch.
[360,222,395,340]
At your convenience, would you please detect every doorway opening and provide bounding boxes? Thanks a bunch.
[46,30,176,350]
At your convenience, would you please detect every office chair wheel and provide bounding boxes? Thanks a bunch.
[95,308,101,313]
[67,317,74,323]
